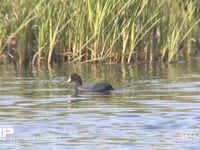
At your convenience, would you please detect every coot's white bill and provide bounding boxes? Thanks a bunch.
[67,76,71,82]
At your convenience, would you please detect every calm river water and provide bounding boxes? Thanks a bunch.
[1,61,200,149]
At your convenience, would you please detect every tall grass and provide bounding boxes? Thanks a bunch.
[0,0,200,67]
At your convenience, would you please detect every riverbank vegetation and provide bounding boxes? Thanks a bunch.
[0,0,200,67]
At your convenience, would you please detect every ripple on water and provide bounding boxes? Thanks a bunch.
[1,63,200,149]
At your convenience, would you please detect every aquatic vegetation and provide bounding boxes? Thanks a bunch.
[0,0,200,67]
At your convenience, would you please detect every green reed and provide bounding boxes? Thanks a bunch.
[0,0,200,66]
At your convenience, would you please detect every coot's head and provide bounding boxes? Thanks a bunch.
[67,73,82,86]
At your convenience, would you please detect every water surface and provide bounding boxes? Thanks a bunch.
[1,61,200,149]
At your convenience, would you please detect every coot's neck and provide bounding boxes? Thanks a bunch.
[75,79,82,86]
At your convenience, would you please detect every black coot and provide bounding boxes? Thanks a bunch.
[67,73,113,93]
